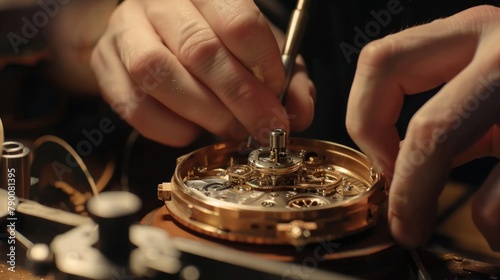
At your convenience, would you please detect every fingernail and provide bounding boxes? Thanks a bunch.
[250,64,264,82]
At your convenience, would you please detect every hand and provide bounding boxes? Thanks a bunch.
[346,5,500,250]
[91,0,315,146]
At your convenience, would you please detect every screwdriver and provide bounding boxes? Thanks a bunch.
[247,0,311,147]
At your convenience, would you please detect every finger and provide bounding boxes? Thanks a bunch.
[472,162,500,251]
[346,6,500,247]
[346,8,481,175]
[147,0,289,142]
[389,41,500,247]
[91,32,201,146]
[285,58,316,132]
[190,0,285,95]
[114,0,248,140]
[197,2,316,132]
[401,124,500,167]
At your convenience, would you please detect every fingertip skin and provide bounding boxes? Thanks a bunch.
[388,210,433,249]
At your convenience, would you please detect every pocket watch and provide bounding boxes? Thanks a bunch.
[158,129,387,246]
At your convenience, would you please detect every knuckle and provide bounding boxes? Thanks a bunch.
[221,8,264,43]
[358,36,401,69]
[128,48,174,86]
[407,113,445,140]
[454,5,500,26]
[178,22,221,69]
[128,49,158,78]
[220,75,254,106]
[357,41,381,66]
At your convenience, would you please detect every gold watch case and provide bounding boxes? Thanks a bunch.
[158,129,387,246]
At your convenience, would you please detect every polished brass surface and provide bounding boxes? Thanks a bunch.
[161,133,387,246]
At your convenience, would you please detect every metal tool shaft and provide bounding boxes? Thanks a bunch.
[279,0,311,103]
[247,0,311,147]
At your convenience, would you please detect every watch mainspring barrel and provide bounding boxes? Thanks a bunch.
[158,129,387,246]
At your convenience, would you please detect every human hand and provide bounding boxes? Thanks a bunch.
[346,5,500,250]
[91,0,315,147]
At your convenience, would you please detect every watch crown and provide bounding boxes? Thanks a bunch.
[158,182,172,201]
